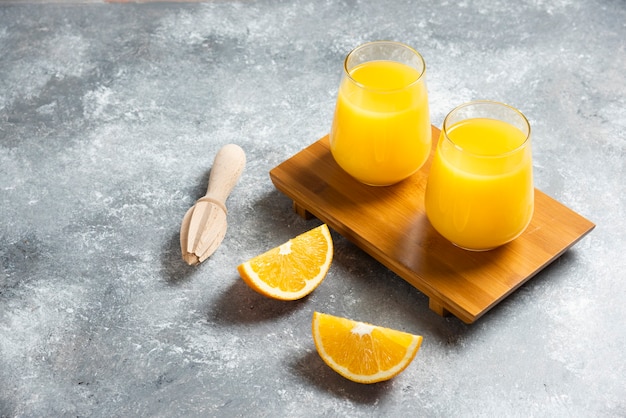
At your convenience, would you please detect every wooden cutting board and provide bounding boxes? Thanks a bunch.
[269,126,595,323]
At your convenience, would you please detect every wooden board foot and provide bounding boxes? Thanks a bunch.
[429,298,451,317]
[293,201,315,220]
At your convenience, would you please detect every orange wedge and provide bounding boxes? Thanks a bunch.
[312,311,423,384]
[237,224,333,300]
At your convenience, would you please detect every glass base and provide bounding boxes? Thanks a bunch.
[451,242,500,252]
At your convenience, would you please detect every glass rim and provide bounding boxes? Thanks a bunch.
[441,100,532,158]
[343,40,427,93]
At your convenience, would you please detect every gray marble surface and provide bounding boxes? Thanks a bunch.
[1,1,624,417]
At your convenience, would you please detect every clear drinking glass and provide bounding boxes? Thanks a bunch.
[424,101,534,251]
[329,41,431,186]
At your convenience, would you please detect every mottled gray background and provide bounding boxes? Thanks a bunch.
[1,0,624,417]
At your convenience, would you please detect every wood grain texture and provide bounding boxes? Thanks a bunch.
[269,126,595,323]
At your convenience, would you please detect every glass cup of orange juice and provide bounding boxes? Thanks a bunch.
[424,101,534,251]
[329,41,431,186]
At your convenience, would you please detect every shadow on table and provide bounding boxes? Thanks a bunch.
[289,350,393,403]
[160,230,197,285]
[208,278,307,325]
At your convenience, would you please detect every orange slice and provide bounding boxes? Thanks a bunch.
[237,224,333,300]
[312,311,423,384]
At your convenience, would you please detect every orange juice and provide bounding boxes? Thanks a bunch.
[330,59,431,186]
[425,117,533,250]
